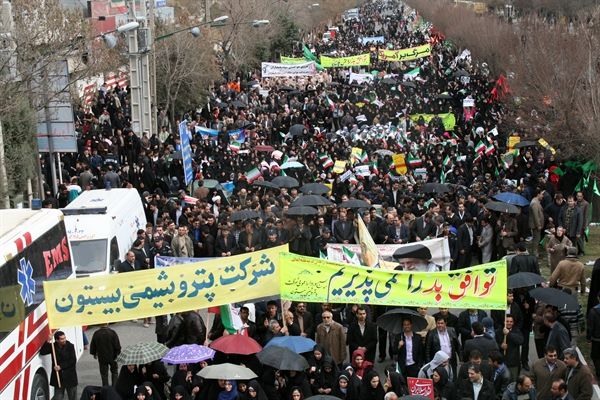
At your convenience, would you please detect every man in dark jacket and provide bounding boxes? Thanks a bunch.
[392,317,424,378]
[509,243,540,276]
[118,251,140,273]
[563,347,593,400]
[40,331,78,400]
[346,306,378,363]
[426,316,460,374]
[458,309,488,345]
[89,323,122,386]
[334,209,355,243]
[462,322,499,362]
[496,314,524,381]
[457,363,496,400]
[183,310,207,345]
[489,351,511,398]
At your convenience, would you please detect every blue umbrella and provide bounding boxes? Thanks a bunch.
[264,336,316,353]
[162,344,215,364]
[492,192,529,207]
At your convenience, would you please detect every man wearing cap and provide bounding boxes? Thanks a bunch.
[549,247,586,296]
[393,243,441,272]
[149,235,173,267]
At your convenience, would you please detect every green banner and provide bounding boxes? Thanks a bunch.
[320,53,371,68]
[409,113,456,131]
[280,56,307,64]
[280,253,507,309]
[379,44,432,62]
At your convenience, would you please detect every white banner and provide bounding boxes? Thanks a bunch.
[326,237,451,271]
[261,62,317,77]
[349,72,374,84]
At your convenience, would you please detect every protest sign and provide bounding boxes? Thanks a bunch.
[261,62,317,77]
[320,53,371,68]
[379,44,431,62]
[349,72,374,84]
[359,36,384,45]
[393,153,407,175]
[408,378,434,400]
[409,113,456,131]
[280,253,507,309]
[333,160,347,174]
[44,245,287,328]
[280,56,307,64]
[327,237,452,271]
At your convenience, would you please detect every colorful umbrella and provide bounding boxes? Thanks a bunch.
[209,334,262,355]
[162,344,215,364]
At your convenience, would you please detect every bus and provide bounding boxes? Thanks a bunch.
[0,209,83,400]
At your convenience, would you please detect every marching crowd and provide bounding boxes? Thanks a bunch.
[36,0,600,399]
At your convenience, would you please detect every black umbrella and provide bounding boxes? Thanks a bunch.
[230,209,260,222]
[485,201,520,214]
[339,199,371,209]
[529,287,579,310]
[286,206,319,216]
[306,396,340,400]
[400,81,416,88]
[289,124,307,136]
[376,308,428,333]
[257,345,309,371]
[278,85,295,91]
[422,183,451,194]
[230,100,247,109]
[380,77,397,85]
[300,182,330,195]
[291,195,334,207]
[286,90,302,97]
[514,140,539,149]
[453,69,470,78]
[252,180,280,190]
[508,272,545,289]
[272,176,299,188]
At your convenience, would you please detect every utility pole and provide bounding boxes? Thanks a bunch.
[127,0,152,137]
[205,0,211,22]
[148,0,158,136]
[0,120,10,208]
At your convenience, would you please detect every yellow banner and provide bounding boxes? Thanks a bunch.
[393,153,407,175]
[44,246,288,328]
[0,285,25,333]
[379,44,432,62]
[280,253,507,309]
[320,53,371,68]
[333,160,347,174]
[508,136,520,151]
[280,56,307,64]
[409,113,456,131]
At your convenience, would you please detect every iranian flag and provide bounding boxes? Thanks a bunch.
[326,96,336,111]
[388,158,396,170]
[485,144,496,156]
[245,167,262,183]
[209,304,244,334]
[440,170,447,184]
[403,67,420,81]
[322,157,334,169]
[473,153,483,164]
[319,153,329,162]
[443,155,451,167]
[348,174,359,185]
[475,140,486,154]
[229,141,241,152]
[360,150,369,163]
[369,162,379,175]
[342,246,362,265]
[407,155,422,167]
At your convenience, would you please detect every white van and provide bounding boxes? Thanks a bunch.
[62,188,147,277]
[343,8,360,22]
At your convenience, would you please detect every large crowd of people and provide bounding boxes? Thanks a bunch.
[36,0,600,399]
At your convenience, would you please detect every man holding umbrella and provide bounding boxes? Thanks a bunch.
[392,317,424,378]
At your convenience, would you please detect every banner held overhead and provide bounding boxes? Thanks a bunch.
[280,253,507,309]
[44,245,287,328]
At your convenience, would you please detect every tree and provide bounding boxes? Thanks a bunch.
[154,15,220,126]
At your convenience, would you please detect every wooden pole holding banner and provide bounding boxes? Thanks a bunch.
[50,335,62,388]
